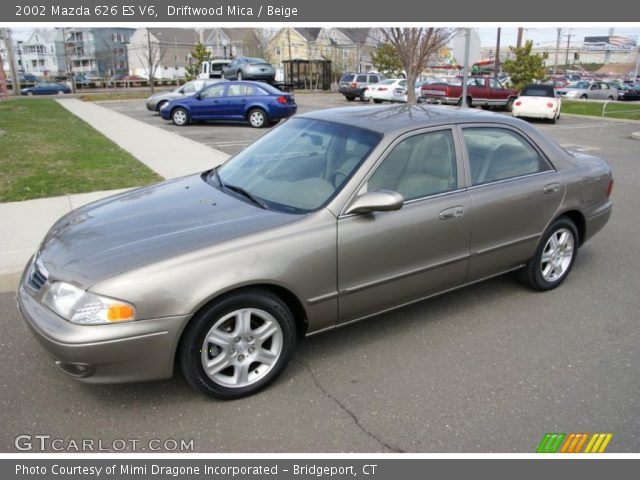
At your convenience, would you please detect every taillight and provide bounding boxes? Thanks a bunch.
[351,82,357,88]
[378,87,387,91]
[547,102,554,108]
[515,101,522,106]
[607,178,614,198]
[277,96,287,104]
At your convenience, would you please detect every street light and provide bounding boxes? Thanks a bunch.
[122,40,130,89]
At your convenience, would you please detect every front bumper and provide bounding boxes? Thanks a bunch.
[16,266,190,384]
[145,100,158,111]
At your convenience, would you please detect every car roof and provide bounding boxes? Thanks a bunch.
[298,105,521,135]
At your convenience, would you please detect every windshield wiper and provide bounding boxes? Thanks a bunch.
[223,184,269,210]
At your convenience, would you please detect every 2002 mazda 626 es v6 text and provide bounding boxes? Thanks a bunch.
[17,105,613,399]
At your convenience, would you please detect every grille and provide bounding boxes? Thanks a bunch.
[28,260,48,291]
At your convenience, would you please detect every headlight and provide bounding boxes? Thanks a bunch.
[565,91,578,97]
[42,282,135,325]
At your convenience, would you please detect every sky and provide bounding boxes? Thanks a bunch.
[9,26,640,48]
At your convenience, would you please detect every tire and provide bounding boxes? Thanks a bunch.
[156,100,168,112]
[607,95,614,101]
[518,217,579,291]
[373,99,383,104]
[580,94,588,99]
[360,90,369,102]
[237,71,243,81]
[549,116,556,124]
[179,289,297,399]
[220,71,226,80]
[248,108,267,128]
[345,95,356,102]
[57,90,64,95]
[27,91,34,96]
[171,107,190,126]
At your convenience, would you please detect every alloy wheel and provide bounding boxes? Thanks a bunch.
[540,227,575,282]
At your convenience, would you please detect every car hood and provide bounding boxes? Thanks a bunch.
[37,174,299,288]
[149,91,180,101]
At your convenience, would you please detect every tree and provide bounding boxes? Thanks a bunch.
[244,29,272,62]
[135,29,166,93]
[185,43,210,80]
[371,43,404,78]
[501,40,548,91]
[379,28,457,104]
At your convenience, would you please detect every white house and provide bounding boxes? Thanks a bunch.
[21,29,66,77]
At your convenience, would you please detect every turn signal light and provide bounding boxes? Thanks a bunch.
[107,304,135,322]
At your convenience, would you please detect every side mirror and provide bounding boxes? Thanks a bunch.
[344,190,404,215]
[193,92,201,100]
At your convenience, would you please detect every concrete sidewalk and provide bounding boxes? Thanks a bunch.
[57,98,229,178]
[0,99,230,279]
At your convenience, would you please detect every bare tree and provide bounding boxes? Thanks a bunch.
[380,28,457,104]
[244,29,272,62]
[136,29,166,93]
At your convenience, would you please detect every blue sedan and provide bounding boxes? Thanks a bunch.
[21,82,71,96]
[160,81,297,128]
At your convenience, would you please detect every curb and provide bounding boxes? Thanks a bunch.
[631,132,640,141]
[561,112,640,125]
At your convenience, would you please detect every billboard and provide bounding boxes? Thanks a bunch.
[583,35,637,51]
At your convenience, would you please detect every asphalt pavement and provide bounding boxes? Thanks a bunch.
[1,95,638,453]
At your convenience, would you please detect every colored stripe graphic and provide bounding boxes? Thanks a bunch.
[537,433,566,453]
[584,433,613,453]
[537,433,613,453]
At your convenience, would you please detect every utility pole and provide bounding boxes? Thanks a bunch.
[461,28,471,108]
[634,46,640,81]
[494,27,501,80]
[516,28,524,49]
[553,28,562,75]
[0,45,9,100]
[564,30,574,72]
[4,28,21,95]
[62,28,76,93]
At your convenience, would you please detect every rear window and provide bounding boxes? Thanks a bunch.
[340,74,355,82]
[521,85,555,97]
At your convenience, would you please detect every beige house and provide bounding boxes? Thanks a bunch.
[269,27,378,75]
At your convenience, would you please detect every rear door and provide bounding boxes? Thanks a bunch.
[460,125,564,281]
[225,83,257,119]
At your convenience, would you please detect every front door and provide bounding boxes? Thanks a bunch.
[337,127,473,323]
[190,83,227,119]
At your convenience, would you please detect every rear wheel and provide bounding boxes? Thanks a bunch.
[171,107,190,126]
[27,91,34,96]
[360,90,369,102]
[518,217,579,291]
[179,289,297,399]
[373,99,383,104]
[607,95,614,101]
[505,97,516,112]
[580,94,588,99]
[248,108,267,128]
[345,95,356,102]
[57,90,64,95]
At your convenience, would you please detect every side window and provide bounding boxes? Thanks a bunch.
[489,78,503,89]
[367,130,457,201]
[181,83,198,93]
[200,84,225,99]
[463,128,549,186]
[356,74,368,83]
[227,84,255,96]
[368,76,379,84]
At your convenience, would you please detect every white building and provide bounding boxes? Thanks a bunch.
[21,29,65,77]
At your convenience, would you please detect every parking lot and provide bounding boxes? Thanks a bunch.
[0,94,638,452]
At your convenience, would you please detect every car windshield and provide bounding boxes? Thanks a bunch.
[379,79,396,85]
[215,118,381,213]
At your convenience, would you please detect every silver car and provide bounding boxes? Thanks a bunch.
[221,57,276,82]
[556,81,618,100]
[145,79,220,112]
[17,106,613,399]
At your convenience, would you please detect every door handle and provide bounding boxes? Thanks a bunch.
[543,183,561,194]
[439,206,464,220]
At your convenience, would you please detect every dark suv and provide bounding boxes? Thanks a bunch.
[339,72,386,101]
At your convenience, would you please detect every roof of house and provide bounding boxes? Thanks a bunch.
[24,29,64,45]
[294,28,322,42]
[339,28,373,45]
[148,28,214,45]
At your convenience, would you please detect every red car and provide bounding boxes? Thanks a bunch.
[421,76,519,110]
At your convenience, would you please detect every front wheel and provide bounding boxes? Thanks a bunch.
[171,107,190,126]
[27,91,34,96]
[179,289,297,399]
[580,94,588,99]
[248,108,267,128]
[345,95,356,102]
[57,90,64,95]
[505,97,516,112]
[360,90,369,102]
[373,99,383,104]
[518,217,579,291]
[607,95,614,101]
